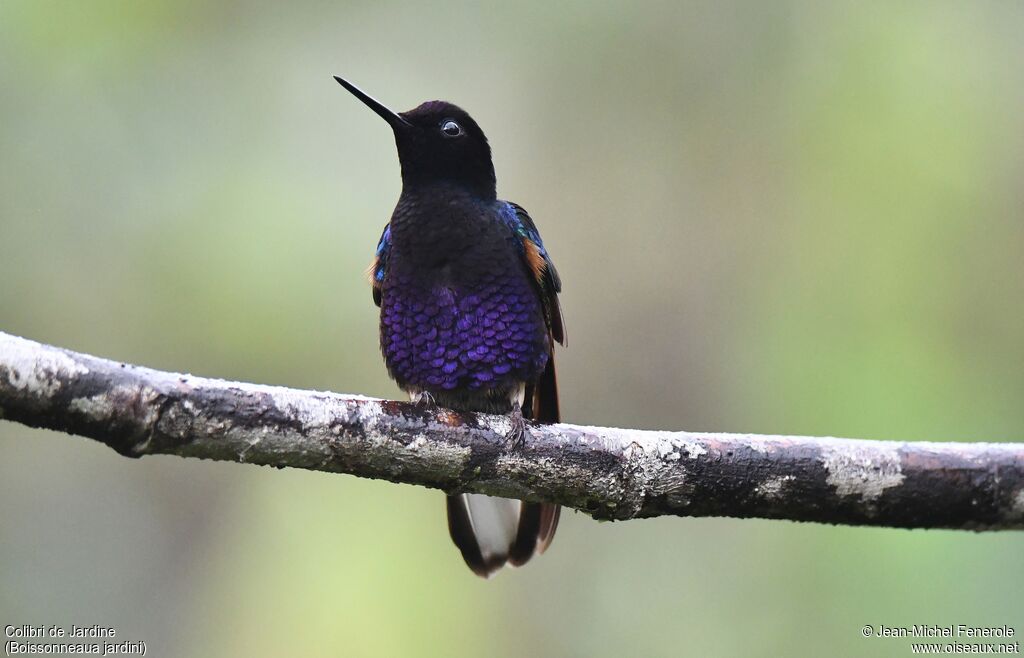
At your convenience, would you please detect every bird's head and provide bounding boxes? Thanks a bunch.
[335,76,496,200]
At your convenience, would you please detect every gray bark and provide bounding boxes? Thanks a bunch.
[1,331,1023,529]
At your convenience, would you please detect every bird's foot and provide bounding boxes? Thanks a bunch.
[504,406,530,450]
[412,390,437,409]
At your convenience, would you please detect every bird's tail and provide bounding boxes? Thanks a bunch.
[446,356,561,577]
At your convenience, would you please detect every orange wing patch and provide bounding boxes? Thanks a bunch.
[366,256,380,286]
[522,238,547,284]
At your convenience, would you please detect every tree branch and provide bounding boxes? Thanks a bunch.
[2,331,1023,530]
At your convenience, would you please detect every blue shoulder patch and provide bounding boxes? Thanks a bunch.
[503,202,552,258]
[373,224,391,283]
[368,224,391,307]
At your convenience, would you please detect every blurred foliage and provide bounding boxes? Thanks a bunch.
[2,2,1023,656]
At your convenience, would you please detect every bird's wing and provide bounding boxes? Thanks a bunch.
[367,223,391,307]
[505,202,565,346]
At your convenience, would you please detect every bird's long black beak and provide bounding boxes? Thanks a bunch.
[334,76,411,131]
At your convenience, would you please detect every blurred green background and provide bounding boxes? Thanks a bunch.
[2,1,1023,656]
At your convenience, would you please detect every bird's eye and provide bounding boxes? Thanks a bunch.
[441,120,462,137]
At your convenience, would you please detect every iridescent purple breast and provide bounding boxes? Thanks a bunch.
[380,268,549,393]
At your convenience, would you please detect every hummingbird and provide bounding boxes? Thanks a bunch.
[334,76,565,577]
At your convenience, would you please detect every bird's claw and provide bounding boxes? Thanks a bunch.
[504,407,530,450]
[414,390,437,409]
